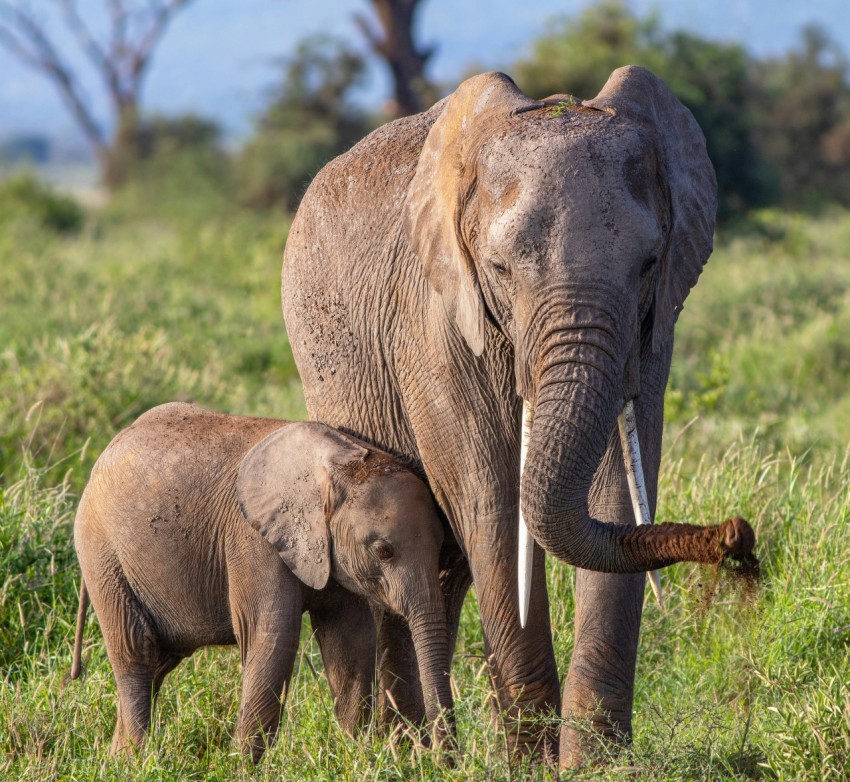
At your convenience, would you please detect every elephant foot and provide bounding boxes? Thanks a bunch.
[559,713,632,770]
[493,702,559,767]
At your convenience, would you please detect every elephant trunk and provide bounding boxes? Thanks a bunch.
[407,596,456,749]
[521,329,755,572]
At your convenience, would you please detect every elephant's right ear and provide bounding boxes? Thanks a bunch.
[404,72,528,356]
[236,423,368,590]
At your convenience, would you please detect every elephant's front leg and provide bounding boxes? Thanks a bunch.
[560,352,668,768]
[465,505,561,762]
[309,585,377,733]
[230,561,304,763]
[376,613,424,727]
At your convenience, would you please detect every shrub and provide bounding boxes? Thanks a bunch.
[0,174,84,234]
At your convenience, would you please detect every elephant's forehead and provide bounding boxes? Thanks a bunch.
[479,123,661,267]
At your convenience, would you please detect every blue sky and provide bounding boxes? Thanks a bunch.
[1,0,847,146]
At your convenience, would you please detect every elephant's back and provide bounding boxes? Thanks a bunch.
[282,98,445,326]
[287,97,446,250]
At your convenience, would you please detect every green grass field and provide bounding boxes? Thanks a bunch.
[2,194,849,780]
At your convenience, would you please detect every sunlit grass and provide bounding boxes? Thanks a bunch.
[2,198,850,778]
[2,442,848,779]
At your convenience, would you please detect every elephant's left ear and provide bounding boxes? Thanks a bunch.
[404,72,529,356]
[237,423,366,590]
[587,66,717,352]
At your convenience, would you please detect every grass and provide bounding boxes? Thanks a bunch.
[2,186,849,779]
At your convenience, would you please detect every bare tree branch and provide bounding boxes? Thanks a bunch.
[0,0,198,182]
[55,0,123,104]
[130,0,194,84]
[106,0,127,64]
[0,4,106,151]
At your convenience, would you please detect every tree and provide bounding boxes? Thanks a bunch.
[751,26,850,207]
[237,36,373,211]
[0,0,197,188]
[514,0,666,101]
[659,32,774,216]
[354,0,434,117]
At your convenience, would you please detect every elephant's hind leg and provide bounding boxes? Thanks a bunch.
[111,652,181,754]
[88,558,180,755]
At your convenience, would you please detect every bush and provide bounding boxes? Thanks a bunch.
[0,174,84,233]
[106,115,234,222]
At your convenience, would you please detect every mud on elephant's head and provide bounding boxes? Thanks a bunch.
[403,68,743,574]
[236,423,453,729]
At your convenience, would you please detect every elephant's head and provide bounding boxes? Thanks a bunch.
[236,422,453,735]
[405,68,749,576]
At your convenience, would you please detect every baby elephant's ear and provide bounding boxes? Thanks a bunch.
[237,423,366,590]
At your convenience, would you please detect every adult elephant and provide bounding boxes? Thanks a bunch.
[282,67,729,766]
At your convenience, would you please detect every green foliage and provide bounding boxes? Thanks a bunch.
[0,173,84,234]
[0,322,224,485]
[0,209,303,488]
[514,0,667,100]
[236,36,375,211]
[659,32,777,216]
[666,207,850,460]
[0,468,77,676]
[751,26,850,209]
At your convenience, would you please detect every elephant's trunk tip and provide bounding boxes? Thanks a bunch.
[718,516,761,581]
[721,516,756,561]
[615,516,759,574]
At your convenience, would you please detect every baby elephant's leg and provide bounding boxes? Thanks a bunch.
[236,616,302,762]
[111,653,181,754]
[309,585,377,733]
[231,568,304,763]
[90,558,181,755]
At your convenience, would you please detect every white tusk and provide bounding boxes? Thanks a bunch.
[617,399,664,609]
[518,400,534,628]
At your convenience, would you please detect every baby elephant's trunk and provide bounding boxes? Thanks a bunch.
[71,578,89,679]
[408,604,456,752]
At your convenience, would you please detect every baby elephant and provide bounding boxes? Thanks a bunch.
[72,402,453,761]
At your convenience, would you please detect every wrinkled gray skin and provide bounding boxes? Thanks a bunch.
[73,402,452,762]
[282,67,717,766]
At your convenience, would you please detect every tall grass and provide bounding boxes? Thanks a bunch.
[2,190,849,779]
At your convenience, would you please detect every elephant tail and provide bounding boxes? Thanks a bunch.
[70,577,89,680]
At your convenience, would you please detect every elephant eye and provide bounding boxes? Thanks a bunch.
[372,540,394,561]
[490,258,510,278]
[640,255,658,277]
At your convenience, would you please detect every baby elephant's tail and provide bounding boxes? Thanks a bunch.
[70,577,89,679]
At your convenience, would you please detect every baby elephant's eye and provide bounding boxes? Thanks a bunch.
[372,540,395,561]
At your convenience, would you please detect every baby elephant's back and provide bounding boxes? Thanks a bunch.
[75,402,286,651]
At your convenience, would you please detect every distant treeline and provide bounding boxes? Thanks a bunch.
[218,2,850,220]
[5,1,847,222]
